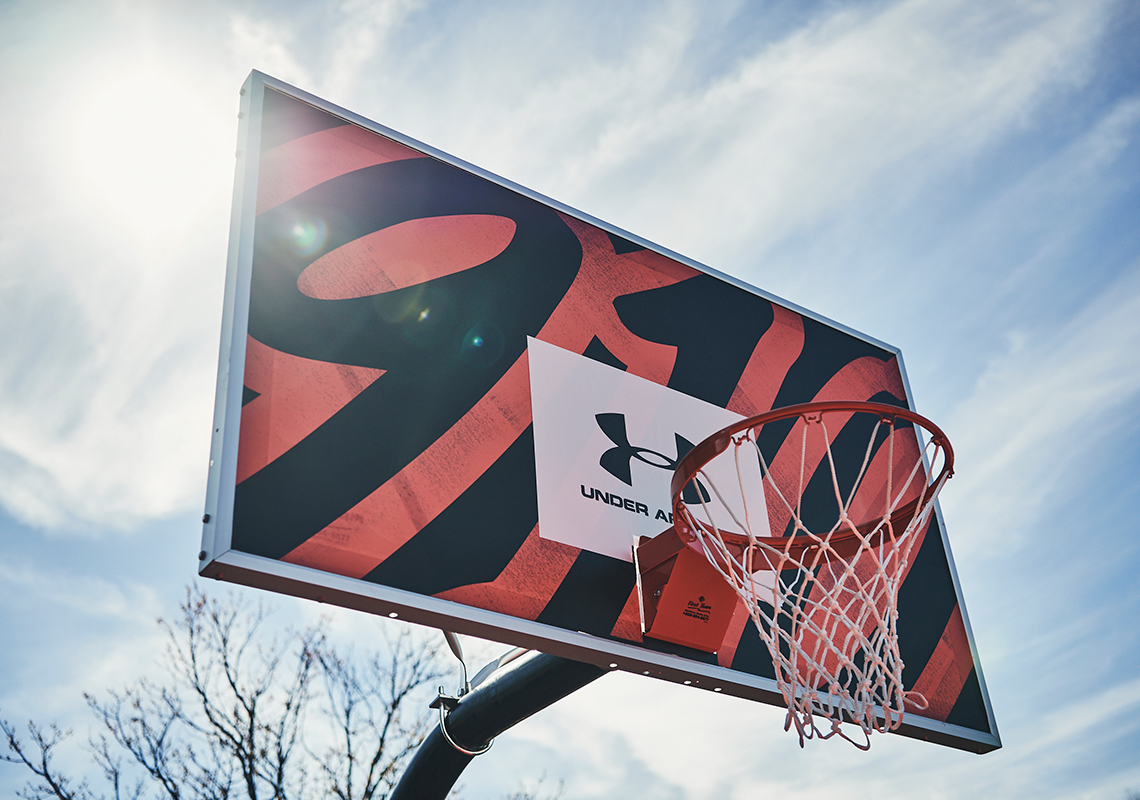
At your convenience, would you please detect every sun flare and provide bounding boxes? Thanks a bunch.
[45,49,233,249]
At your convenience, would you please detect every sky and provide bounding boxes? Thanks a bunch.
[1,0,1139,797]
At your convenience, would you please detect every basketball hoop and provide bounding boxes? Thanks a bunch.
[670,401,953,748]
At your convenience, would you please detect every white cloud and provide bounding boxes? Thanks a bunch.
[599,0,1112,266]
[495,658,1139,799]
[228,13,314,90]
[0,8,240,531]
[941,264,1140,554]
[0,556,168,719]
[320,0,427,100]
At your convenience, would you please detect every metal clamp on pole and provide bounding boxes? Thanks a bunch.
[430,690,494,756]
[433,630,493,756]
[391,650,607,800]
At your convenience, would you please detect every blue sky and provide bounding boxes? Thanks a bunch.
[2,0,1139,797]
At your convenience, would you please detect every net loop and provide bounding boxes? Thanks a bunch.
[671,401,953,748]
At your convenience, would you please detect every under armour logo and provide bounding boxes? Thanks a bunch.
[595,413,709,503]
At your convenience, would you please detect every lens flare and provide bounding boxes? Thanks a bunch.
[400,290,454,349]
[288,217,328,257]
[459,323,504,366]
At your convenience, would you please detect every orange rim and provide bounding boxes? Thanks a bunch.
[670,401,953,560]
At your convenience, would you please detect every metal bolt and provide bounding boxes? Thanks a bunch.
[198,551,207,561]
[202,513,211,523]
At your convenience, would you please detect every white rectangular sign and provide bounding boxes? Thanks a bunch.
[528,336,761,560]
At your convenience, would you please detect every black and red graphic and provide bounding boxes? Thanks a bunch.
[204,76,997,752]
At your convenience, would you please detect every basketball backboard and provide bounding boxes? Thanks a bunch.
[200,70,999,753]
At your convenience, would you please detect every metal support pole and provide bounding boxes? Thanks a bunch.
[390,652,606,800]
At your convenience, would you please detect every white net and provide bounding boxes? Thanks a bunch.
[673,403,952,749]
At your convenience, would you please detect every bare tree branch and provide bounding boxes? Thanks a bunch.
[2,586,450,800]
[305,629,442,800]
[1,718,93,800]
